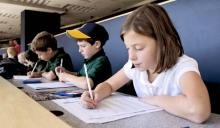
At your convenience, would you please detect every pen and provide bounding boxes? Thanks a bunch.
[84,64,93,100]
[53,91,82,97]
[31,61,38,75]
[23,79,42,84]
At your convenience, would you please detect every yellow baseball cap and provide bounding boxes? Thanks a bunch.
[66,23,109,45]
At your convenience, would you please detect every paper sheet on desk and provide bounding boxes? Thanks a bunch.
[25,81,75,90]
[52,93,163,123]
[13,75,42,80]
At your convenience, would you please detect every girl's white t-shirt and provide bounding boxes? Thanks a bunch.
[123,55,200,97]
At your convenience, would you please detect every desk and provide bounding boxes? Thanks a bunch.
[40,100,220,128]
[9,77,220,128]
[0,77,72,128]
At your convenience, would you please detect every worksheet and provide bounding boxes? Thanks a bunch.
[25,81,75,90]
[53,93,162,123]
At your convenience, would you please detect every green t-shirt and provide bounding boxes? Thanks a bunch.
[78,49,112,88]
[43,48,74,75]
[35,60,47,72]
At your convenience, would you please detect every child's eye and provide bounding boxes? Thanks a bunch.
[135,47,144,50]
[80,45,86,48]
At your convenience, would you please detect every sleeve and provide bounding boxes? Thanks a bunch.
[85,57,112,86]
[49,58,60,74]
[175,57,201,85]
[87,57,109,79]
[49,54,73,74]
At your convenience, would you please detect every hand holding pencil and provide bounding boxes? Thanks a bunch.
[55,59,66,81]
[80,64,98,109]
[84,64,93,100]
[27,61,38,78]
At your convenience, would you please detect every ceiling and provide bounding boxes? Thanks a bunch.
[0,0,162,41]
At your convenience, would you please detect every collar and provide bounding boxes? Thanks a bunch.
[84,49,105,64]
[49,48,64,62]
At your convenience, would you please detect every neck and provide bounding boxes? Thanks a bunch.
[147,69,158,83]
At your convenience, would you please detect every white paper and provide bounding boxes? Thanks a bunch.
[53,93,162,123]
[25,81,76,90]
[13,75,42,80]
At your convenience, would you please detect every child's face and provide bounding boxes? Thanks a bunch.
[25,59,34,67]
[123,30,158,71]
[77,40,99,59]
[35,48,52,61]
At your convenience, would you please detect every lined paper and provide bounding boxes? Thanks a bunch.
[53,93,162,123]
[13,75,42,80]
[25,81,75,90]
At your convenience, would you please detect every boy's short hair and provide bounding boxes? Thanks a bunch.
[31,31,57,52]
[66,23,109,47]
[7,47,17,57]
[25,50,38,62]
[18,52,26,64]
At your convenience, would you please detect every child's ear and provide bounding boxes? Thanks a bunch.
[94,41,101,48]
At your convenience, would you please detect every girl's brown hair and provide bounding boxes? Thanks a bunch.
[121,4,184,73]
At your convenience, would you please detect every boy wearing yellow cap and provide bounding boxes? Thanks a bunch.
[55,23,112,89]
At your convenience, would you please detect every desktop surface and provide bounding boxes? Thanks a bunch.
[0,77,72,128]
[7,77,220,128]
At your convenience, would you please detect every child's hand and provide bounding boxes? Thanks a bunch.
[57,72,66,82]
[55,66,66,75]
[27,71,31,76]
[80,91,98,109]
[27,71,37,78]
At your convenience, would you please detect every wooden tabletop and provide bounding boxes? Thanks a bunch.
[0,77,73,128]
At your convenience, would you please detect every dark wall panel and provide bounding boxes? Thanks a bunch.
[21,10,60,51]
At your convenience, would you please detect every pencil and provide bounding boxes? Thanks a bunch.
[31,61,38,75]
[60,58,63,74]
[60,58,63,67]
[84,64,93,100]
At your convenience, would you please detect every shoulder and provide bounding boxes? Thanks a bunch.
[52,48,71,62]
[95,55,109,62]
[174,55,199,70]
[0,58,15,65]
[172,55,200,83]
[90,55,111,66]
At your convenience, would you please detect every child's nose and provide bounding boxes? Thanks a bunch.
[128,50,136,60]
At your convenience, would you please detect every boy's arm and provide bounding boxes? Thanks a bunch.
[42,71,57,81]
[27,71,43,78]
[59,72,93,90]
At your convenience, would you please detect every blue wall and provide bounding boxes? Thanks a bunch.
[56,0,220,84]
[163,0,220,83]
